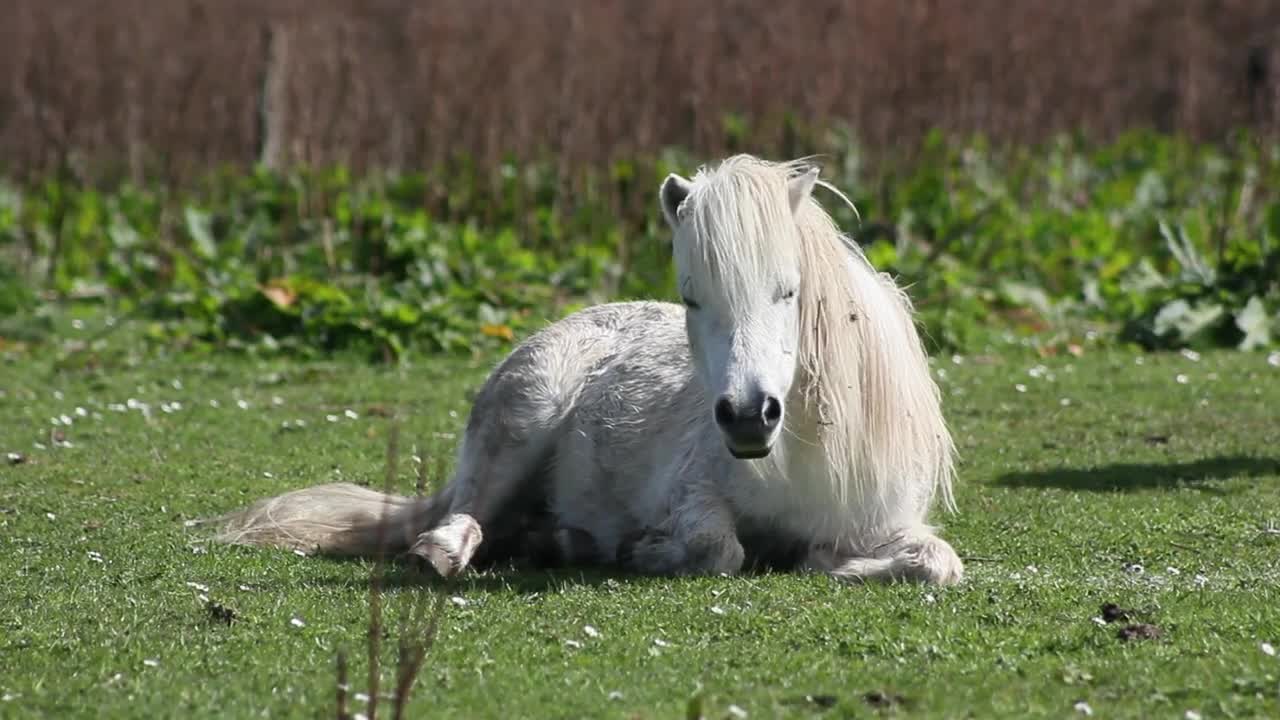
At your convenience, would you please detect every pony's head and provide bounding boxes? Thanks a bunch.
[658,156,820,459]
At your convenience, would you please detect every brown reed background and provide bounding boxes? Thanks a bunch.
[3,0,1279,184]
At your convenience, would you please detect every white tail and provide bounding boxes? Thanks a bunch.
[198,482,448,557]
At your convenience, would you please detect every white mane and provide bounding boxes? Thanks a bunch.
[677,155,956,516]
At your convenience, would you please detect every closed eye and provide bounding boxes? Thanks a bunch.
[679,277,700,310]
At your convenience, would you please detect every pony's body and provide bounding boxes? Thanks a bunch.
[210,155,963,586]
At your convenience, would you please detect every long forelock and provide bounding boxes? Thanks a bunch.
[677,156,806,308]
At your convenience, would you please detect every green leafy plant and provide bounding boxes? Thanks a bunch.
[1121,221,1279,350]
[3,130,1280,360]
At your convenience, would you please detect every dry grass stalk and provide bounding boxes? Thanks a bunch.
[334,407,449,719]
[4,0,1278,186]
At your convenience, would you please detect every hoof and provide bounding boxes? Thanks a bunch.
[408,513,482,578]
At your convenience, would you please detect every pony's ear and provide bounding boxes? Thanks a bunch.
[659,173,693,229]
[787,165,820,214]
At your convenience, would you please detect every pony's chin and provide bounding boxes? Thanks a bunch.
[727,445,772,460]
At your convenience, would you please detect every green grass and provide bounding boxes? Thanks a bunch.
[2,322,1279,719]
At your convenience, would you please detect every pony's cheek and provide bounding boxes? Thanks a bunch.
[784,323,800,356]
[684,319,715,382]
[685,316,704,354]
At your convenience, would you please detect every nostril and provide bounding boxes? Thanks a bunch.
[762,395,782,427]
[714,396,736,427]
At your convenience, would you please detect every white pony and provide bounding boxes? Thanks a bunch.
[206,155,963,585]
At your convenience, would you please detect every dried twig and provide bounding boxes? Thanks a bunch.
[335,649,349,720]
[393,591,447,720]
[330,405,449,719]
[414,442,427,497]
[366,411,401,720]
[390,430,450,719]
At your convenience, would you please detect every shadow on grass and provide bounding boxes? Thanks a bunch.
[304,550,806,596]
[995,455,1280,493]
[310,563,812,596]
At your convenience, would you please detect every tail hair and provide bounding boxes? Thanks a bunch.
[193,482,447,557]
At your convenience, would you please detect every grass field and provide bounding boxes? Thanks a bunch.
[2,316,1279,719]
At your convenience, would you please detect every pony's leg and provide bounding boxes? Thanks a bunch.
[523,526,603,569]
[614,438,748,576]
[409,345,575,577]
[805,529,964,586]
[618,493,745,576]
[410,431,559,577]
